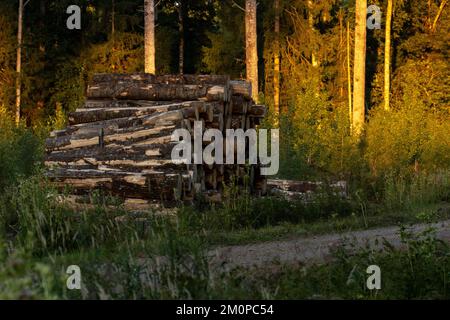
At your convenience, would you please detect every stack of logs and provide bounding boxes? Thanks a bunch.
[45,74,267,208]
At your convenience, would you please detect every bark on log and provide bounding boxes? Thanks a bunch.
[83,100,174,109]
[46,124,179,151]
[247,104,267,117]
[230,95,249,115]
[46,143,176,163]
[229,80,252,100]
[69,101,198,125]
[87,83,229,102]
[91,74,230,86]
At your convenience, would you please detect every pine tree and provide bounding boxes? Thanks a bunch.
[384,0,393,111]
[352,0,367,136]
[144,0,156,74]
[246,0,258,101]
[273,0,280,125]
[15,0,23,126]
[177,0,184,74]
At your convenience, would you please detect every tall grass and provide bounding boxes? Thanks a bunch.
[383,170,450,211]
[0,175,142,256]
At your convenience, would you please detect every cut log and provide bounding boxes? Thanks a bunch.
[46,144,176,163]
[230,95,249,115]
[83,100,175,109]
[229,80,252,100]
[46,124,180,151]
[91,74,230,86]
[87,83,229,102]
[247,104,267,117]
[69,101,195,125]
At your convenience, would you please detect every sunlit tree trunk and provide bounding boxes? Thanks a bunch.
[432,0,447,32]
[15,0,23,126]
[352,0,367,136]
[308,0,318,67]
[338,9,344,98]
[246,0,259,101]
[347,20,352,130]
[273,0,280,125]
[144,0,156,74]
[384,0,393,111]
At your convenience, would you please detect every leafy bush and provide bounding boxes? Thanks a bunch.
[275,60,450,209]
[365,105,450,178]
[0,118,42,190]
[0,245,63,299]
[179,187,355,232]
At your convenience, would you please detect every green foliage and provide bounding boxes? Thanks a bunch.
[202,1,245,77]
[392,57,450,111]
[365,106,450,177]
[83,32,144,74]
[0,118,42,190]
[53,224,210,300]
[274,0,450,207]
[179,187,354,232]
[49,62,86,115]
[202,29,245,77]
[0,175,145,257]
[281,84,362,180]
[47,103,68,131]
[0,247,63,299]
[383,171,449,211]
[0,3,15,111]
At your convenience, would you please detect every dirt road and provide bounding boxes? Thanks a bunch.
[208,220,450,271]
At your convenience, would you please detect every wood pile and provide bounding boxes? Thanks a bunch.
[45,74,267,208]
[268,179,348,202]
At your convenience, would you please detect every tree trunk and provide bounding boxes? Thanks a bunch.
[246,0,259,101]
[432,0,448,32]
[178,1,184,75]
[347,20,352,130]
[39,0,46,52]
[15,0,23,126]
[384,0,393,111]
[273,0,280,125]
[144,0,156,74]
[111,0,115,39]
[352,0,367,136]
[308,0,318,67]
